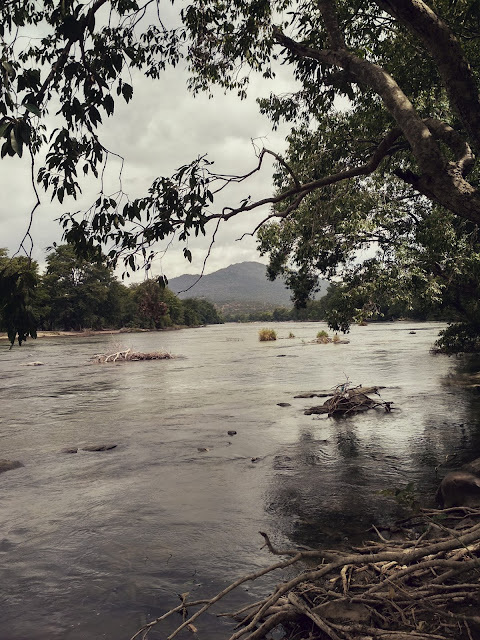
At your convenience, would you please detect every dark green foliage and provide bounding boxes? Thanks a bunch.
[0,250,38,346]
[181,298,223,326]
[40,244,121,331]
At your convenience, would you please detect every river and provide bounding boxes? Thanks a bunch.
[1,321,480,639]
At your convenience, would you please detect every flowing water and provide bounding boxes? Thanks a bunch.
[1,321,480,639]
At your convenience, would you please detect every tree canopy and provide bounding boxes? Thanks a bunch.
[2,1,480,349]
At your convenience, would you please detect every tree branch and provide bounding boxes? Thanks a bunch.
[375,0,480,154]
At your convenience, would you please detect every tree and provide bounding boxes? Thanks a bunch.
[0,249,38,345]
[181,298,223,326]
[3,1,480,348]
[40,244,120,330]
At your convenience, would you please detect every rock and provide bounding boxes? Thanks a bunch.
[462,456,480,476]
[0,459,24,474]
[60,447,78,454]
[312,601,371,623]
[227,430,237,436]
[277,402,291,407]
[81,444,117,452]
[25,361,45,366]
[197,447,209,452]
[436,471,480,508]
[251,457,260,463]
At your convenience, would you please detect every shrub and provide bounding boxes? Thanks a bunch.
[316,329,330,344]
[288,331,295,338]
[259,328,277,341]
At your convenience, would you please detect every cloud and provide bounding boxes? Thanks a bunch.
[0,34,297,279]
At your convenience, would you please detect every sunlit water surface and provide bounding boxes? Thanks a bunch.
[1,321,480,639]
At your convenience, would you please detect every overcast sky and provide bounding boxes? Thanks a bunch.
[0,13,297,281]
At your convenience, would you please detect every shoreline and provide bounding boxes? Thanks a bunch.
[0,326,189,342]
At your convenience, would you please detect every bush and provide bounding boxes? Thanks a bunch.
[288,331,295,338]
[316,329,330,344]
[259,328,277,341]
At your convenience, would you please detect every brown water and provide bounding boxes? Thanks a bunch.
[1,321,480,639]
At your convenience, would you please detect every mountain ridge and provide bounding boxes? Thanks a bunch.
[169,261,327,308]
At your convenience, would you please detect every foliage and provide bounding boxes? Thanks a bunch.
[0,249,38,345]
[258,328,277,341]
[181,297,223,326]
[379,482,419,512]
[0,245,223,338]
[40,244,120,331]
[4,2,480,350]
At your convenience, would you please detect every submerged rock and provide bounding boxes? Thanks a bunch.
[81,444,117,452]
[277,402,291,407]
[227,430,237,436]
[60,447,78,454]
[0,460,24,474]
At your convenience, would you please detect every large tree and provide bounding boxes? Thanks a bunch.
[2,1,480,346]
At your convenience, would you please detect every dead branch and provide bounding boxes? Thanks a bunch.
[132,511,480,640]
[92,349,174,363]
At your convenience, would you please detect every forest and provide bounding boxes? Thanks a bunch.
[0,245,223,337]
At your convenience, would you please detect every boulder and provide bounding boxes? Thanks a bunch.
[436,471,480,508]
[81,444,117,452]
[0,459,24,474]
[462,456,480,476]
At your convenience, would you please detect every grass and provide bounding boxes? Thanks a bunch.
[316,330,330,344]
[259,328,277,341]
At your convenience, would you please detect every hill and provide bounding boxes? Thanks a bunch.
[168,262,327,310]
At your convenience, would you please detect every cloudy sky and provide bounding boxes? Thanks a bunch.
[0,8,297,281]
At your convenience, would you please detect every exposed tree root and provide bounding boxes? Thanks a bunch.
[92,348,174,363]
[131,510,480,640]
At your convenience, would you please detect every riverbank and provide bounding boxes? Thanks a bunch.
[0,326,191,342]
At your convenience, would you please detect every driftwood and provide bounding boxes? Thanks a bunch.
[130,510,480,640]
[92,348,174,363]
[305,384,393,416]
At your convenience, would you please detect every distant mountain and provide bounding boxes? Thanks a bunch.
[168,261,327,308]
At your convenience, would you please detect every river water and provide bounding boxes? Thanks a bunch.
[1,321,480,639]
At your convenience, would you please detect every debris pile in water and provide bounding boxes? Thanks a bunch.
[92,348,174,363]
[304,383,393,416]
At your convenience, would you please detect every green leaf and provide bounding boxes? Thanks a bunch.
[10,128,23,158]
[24,103,41,117]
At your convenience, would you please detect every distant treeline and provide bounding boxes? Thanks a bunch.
[222,283,450,324]
[0,245,222,333]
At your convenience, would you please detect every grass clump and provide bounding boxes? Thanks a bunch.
[259,328,277,342]
[316,330,330,344]
[288,332,295,339]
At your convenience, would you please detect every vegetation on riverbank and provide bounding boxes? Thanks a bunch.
[0,246,222,345]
